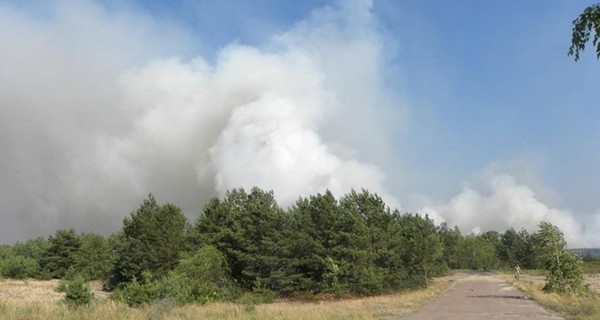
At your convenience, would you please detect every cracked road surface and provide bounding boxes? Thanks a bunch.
[402,272,563,320]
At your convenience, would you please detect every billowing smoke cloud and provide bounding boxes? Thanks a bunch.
[420,172,594,248]
[2,0,597,248]
[0,0,400,243]
[0,0,195,242]
[105,0,400,208]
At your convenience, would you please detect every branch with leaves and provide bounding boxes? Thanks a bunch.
[569,3,600,61]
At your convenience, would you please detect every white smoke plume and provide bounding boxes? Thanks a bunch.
[0,0,401,243]
[2,0,597,248]
[420,173,592,248]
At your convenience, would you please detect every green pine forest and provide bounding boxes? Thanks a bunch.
[0,188,588,306]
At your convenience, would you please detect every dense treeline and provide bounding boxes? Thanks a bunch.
[0,188,580,305]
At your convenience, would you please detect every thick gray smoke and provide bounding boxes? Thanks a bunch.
[0,0,400,243]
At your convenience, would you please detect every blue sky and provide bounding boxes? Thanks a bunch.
[120,0,600,205]
[375,1,600,206]
[1,0,599,246]
[393,1,600,211]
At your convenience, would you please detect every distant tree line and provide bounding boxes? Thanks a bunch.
[0,188,586,305]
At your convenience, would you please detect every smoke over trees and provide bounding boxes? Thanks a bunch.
[0,188,587,305]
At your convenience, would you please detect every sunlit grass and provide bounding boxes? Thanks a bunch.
[0,275,459,320]
[498,273,600,320]
[513,281,599,320]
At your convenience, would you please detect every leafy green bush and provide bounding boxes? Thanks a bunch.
[165,245,234,304]
[543,251,585,294]
[111,246,234,307]
[110,272,160,307]
[534,222,586,294]
[1,256,40,279]
[237,283,276,312]
[56,276,94,307]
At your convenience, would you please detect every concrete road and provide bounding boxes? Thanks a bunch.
[402,272,563,320]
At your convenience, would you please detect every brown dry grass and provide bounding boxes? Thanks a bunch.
[498,270,600,294]
[510,281,600,320]
[0,278,109,303]
[0,279,63,303]
[0,274,462,320]
[584,273,600,293]
[498,271,600,320]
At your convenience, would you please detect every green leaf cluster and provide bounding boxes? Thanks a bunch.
[569,3,600,61]
[534,221,586,294]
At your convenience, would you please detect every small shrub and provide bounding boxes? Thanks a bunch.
[542,250,586,294]
[1,256,40,279]
[237,280,277,312]
[110,274,159,307]
[535,222,586,295]
[237,291,275,312]
[110,246,235,307]
[56,276,94,307]
[169,245,234,304]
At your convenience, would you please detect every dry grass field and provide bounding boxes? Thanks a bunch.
[0,279,109,304]
[0,274,461,320]
[499,271,600,320]
[499,272,600,294]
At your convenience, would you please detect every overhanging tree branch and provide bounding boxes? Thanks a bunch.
[569,3,600,61]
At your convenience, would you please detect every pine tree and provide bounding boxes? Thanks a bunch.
[195,188,285,291]
[107,194,188,288]
[396,214,443,286]
[42,229,81,279]
[72,233,114,280]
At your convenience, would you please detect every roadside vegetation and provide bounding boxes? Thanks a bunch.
[509,271,600,320]
[0,272,460,320]
[0,188,597,319]
[500,223,600,320]
[1,189,462,307]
